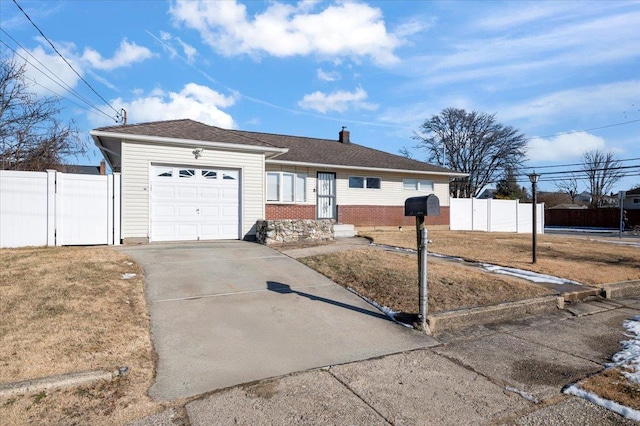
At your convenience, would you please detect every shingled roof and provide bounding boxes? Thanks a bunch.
[94,119,459,175]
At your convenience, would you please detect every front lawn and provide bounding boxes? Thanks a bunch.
[299,248,552,314]
[362,230,640,286]
[0,247,163,425]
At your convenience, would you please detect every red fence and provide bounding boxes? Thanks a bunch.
[545,208,640,228]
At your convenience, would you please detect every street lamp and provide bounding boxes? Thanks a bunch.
[529,172,540,263]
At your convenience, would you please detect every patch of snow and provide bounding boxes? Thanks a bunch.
[369,241,584,285]
[563,384,640,421]
[346,287,413,328]
[505,386,539,404]
[121,273,137,280]
[124,261,134,266]
[369,242,416,254]
[430,252,465,262]
[608,315,640,385]
[481,264,583,285]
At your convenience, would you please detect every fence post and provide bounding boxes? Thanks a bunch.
[46,170,56,246]
[54,171,64,246]
[107,174,114,245]
[113,173,121,245]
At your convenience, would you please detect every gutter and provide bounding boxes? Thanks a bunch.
[266,159,468,177]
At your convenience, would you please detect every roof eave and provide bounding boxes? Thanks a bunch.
[89,130,289,157]
[266,159,468,177]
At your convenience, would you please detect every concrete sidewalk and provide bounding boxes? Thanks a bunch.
[131,297,640,425]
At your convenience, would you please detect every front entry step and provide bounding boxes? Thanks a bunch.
[334,224,356,238]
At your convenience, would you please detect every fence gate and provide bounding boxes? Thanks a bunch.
[0,169,121,248]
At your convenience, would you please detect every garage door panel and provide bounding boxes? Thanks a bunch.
[176,224,198,239]
[152,205,176,218]
[200,206,220,218]
[201,187,220,199]
[176,186,198,199]
[153,185,176,199]
[151,166,240,242]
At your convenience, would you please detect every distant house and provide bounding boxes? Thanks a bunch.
[548,203,588,210]
[91,119,465,243]
[476,188,497,199]
[623,187,640,210]
[62,160,106,175]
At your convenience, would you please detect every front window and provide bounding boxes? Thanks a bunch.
[403,178,434,191]
[349,176,380,189]
[267,172,306,202]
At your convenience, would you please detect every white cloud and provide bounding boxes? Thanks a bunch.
[177,38,197,62]
[527,132,606,162]
[317,68,340,82]
[82,39,154,71]
[17,45,82,97]
[102,83,236,129]
[501,80,640,124]
[154,31,198,63]
[170,0,401,64]
[297,87,377,113]
[406,7,640,88]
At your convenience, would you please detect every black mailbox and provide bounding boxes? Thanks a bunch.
[404,195,440,216]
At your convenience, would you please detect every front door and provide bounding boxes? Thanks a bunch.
[317,172,336,219]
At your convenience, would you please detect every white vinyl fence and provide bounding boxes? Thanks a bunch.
[450,198,544,233]
[0,169,121,248]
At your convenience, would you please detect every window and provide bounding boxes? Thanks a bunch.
[403,178,434,191]
[201,170,217,179]
[634,198,639,204]
[179,169,195,178]
[155,167,172,178]
[223,170,239,180]
[349,176,381,189]
[266,172,306,202]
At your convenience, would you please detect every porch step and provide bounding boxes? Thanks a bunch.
[333,224,356,238]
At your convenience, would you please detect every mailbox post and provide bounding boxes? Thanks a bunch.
[404,195,440,333]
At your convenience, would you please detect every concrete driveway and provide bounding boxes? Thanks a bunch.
[117,241,435,400]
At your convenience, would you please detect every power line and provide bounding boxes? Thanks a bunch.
[0,36,114,121]
[521,157,640,171]
[526,119,640,142]
[11,0,121,122]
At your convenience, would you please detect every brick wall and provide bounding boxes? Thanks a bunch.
[337,205,450,227]
[265,204,450,226]
[266,204,315,220]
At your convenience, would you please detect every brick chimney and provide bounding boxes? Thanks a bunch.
[338,126,350,144]
[99,160,106,175]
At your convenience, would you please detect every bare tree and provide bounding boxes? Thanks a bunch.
[581,149,623,208]
[0,57,85,171]
[555,175,579,203]
[412,108,527,198]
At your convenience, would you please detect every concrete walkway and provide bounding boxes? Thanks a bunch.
[117,241,435,401]
[131,297,640,425]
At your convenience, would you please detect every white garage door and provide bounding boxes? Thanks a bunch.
[150,165,240,242]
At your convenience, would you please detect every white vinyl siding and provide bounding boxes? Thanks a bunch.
[265,164,450,207]
[121,141,264,240]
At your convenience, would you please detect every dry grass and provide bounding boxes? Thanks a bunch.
[362,230,640,286]
[578,368,640,411]
[0,247,164,425]
[299,248,551,314]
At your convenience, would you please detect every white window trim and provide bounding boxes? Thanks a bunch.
[266,171,307,203]
[348,175,381,190]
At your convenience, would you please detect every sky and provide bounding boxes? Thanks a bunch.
[1,0,639,193]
